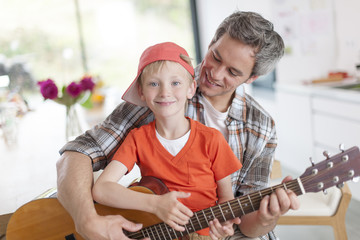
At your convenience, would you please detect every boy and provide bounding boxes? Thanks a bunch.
[92,42,242,239]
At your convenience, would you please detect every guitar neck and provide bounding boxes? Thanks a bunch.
[126,179,304,239]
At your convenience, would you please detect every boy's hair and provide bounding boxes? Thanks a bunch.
[138,54,194,86]
[210,11,284,77]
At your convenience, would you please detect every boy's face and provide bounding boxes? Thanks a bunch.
[139,61,196,120]
[198,33,258,107]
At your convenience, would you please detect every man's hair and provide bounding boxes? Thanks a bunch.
[210,11,284,77]
[138,54,194,85]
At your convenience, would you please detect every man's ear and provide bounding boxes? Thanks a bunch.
[245,75,258,84]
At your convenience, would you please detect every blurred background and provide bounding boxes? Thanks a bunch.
[1,0,360,239]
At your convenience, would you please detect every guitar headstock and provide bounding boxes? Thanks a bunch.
[300,146,360,193]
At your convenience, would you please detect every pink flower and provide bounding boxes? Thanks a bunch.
[38,79,58,99]
[80,76,95,91]
[66,82,82,98]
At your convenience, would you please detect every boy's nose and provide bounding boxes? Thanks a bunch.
[159,85,170,97]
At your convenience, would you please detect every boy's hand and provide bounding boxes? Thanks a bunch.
[153,191,193,232]
[209,217,241,240]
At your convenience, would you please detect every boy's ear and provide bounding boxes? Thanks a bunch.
[245,75,258,84]
[187,80,197,99]
[137,83,145,101]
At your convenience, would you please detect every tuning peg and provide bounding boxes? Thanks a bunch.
[309,157,315,166]
[323,151,331,159]
[339,143,345,152]
[337,183,344,189]
[353,177,360,183]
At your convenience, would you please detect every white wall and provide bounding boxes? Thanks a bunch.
[196,0,360,83]
[196,0,272,58]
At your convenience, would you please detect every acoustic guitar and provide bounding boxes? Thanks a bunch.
[6,146,360,240]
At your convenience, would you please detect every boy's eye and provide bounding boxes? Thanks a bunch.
[149,82,159,87]
[172,81,180,86]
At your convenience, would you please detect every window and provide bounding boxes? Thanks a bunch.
[0,0,195,92]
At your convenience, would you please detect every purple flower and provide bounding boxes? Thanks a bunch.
[66,82,82,98]
[80,76,95,91]
[37,79,58,99]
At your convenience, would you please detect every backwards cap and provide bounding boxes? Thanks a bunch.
[121,42,194,106]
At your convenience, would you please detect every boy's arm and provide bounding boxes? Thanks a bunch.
[92,161,193,232]
[208,176,241,240]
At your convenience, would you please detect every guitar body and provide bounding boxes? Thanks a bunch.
[6,147,360,240]
[6,176,167,240]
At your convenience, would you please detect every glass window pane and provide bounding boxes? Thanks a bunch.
[0,0,195,93]
[78,0,195,91]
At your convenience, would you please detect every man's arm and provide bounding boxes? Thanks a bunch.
[56,151,96,237]
[57,151,147,240]
[238,176,299,238]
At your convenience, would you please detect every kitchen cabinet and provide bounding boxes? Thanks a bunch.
[252,83,360,200]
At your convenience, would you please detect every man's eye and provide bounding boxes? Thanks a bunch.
[213,53,220,62]
[229,69,237,77]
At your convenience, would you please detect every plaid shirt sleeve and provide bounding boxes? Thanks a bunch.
[59,102,154,171]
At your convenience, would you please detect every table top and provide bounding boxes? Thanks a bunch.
[0,100,69,214]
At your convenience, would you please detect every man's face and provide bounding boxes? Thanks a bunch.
[198,33,258,108]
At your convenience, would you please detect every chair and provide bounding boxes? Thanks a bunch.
[271,160,352,240]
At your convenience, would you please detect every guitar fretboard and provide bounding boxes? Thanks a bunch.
[126,179,303,240]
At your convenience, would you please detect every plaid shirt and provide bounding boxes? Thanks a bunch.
[60,69,277,240]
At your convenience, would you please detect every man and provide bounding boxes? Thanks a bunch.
[57,11,299,240]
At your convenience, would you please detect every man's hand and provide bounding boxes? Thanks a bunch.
[76,214,149,240]
[239,175,300,237]
[256,175,300,228]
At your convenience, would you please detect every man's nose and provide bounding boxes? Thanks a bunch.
[211,65,226,80]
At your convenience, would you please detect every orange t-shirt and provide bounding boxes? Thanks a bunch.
[112,118,242,235]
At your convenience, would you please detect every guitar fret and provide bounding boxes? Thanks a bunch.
[259,190,262,199]
[219,205,226,221]
[189,218,195,232]
[227,201,235,219]
[210,207,216,219]
[140,229,146,239]
[237,198,245,215]
[144,228,151,239]
[165,225,171,239]
[247,195,255,211]
[173,228,179,238]
[184,224,190,235]
[283,183,288,191]
[202,209,209,225]
[154,225,160,239]
[195,211,203,229]
[149,226,155,239]
[158,224,166,239]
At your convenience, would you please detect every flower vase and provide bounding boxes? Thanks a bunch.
[65,105,82,141]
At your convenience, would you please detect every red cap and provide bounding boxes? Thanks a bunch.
[122,42,194,106]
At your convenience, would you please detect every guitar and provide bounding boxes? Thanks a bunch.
[6,146,360,240]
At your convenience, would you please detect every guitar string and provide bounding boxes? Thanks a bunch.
[127,172,345,239]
